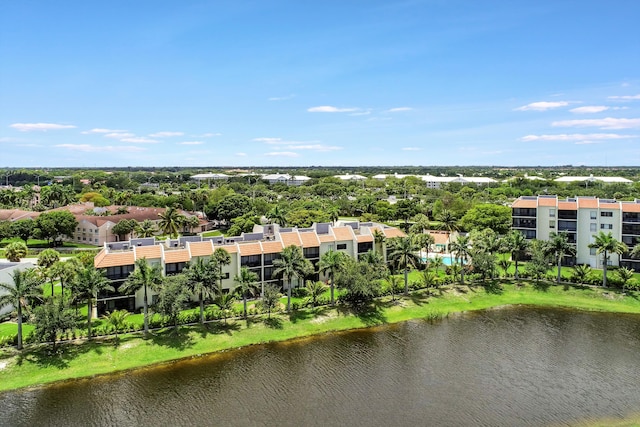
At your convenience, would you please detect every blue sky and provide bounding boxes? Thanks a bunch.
[1,0,639,167]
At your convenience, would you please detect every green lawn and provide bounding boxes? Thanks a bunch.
[2,281,640,392]
[201,230,223,237]
[0,322,34,338]
[0,238,98,249]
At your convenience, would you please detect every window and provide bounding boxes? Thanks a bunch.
[337,243,347,250]
[590,223,597,232]
[590,248,597,256]
[600,224,613,230]
[95,239,99,243]
[549,220,555,229]
[601,211,613,217]
[590,211,597,220]
[549,209,556,218]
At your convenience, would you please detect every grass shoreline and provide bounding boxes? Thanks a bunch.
[2,280,640,393]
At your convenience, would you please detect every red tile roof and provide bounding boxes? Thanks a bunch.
[512,199,538,208]
[135,245,162,260]
[558,201,577,210]
[332,227,354,241]
[189,241,214,257]
[95,251,135,268]
[164,249,190,263]
[280,232,302,247]
[299,232,320,248]
[238,242,262,256]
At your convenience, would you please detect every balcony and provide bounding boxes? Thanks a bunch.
[512,218,536,229]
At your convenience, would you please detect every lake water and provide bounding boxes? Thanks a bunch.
[2,307,640,426]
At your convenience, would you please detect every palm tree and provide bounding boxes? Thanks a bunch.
[135,219,157,238]
[267,205,287,226]
[185,257,218,324]
[571,264,593,285]
[437,210,459,234]
[0,268,43,349]
[431,256,445,276]
[630,244,640,259]
[544,232,577,284]
[498,259,512,278]
[413,232,435,262]
[50,258,81,297]
[506,230,529,280]
[234,267,259,318]
[588,231,628,288]
[105,309,130,340]
[449,234,472,285]
[213,290,235,324]
[158,206,183,238]
[305,280,327,308]
[318,249,347,306]
[372,229,386,258]
[387,274,401,301]
[616,267,635,291]
[5,241,27,262]
[77,266,114,338]
[387,236,420,296]
[211,248,231,289]
[37,248,60,297]
[273,245,307,311]
[121,258,163,338]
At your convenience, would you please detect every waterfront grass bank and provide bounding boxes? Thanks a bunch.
[2,280,640,392]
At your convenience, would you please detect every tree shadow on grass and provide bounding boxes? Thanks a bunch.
[150,327,195,350]
[532,281,552,292]
[288,307,330,324]
[341,301,387,327]
[205,322,240,336]
[263,317,283,329]
[18,341,97,370]
[409,292,430,306]
[482,280,504,295]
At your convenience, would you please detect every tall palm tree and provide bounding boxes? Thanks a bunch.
[185,257,218,324]
[273,245,307,311]
[267,205,287,226]
[449,234,472,285]
[588,231,628,288]
[437,210,459,234]
[211,248,231,289]
[135,219,157,238]
[546,232,577,283]
[0,268,43,349]
[372,229,386,258]
[412,232,435,264]
[158,206,183,238]
[387,236,420,296]
[234,267,259,318]
[121,258,163,338]
[50,258,82,297]
[318,249,347,306]
[506,230,529,280]
[77,266,114,338]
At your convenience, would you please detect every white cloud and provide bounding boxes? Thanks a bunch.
[10,123,76,132]
[608,94,640,100]
[307,106,358,113]
[264,151,300,157]
[81,128,126,134]
[520,133,635,142]
[0,137,22,143]
[120,137,159,144]
[287,144,342,152]
[236,152,247,156]
[179,141,203,145]
[574,141,602,145]
[104,132,135,139]
[350,111,371,116]
[402,147,421,151]
[551,118,640,129]
[198,132,221,137]
[269,94,296,101]
[514,101,570,111]
[569,106,609,114]
[253,137,284,144]
[55,144,145,152]
[149,131,184,137]
[387,107,413,112]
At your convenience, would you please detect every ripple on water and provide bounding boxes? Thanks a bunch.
[2,307,640,427]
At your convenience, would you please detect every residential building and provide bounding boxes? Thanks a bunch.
[261,173,311,186]
[93,221,405,314]
[0,262,33,317]
[511,196,640,270]
[370,173,497,188]
[334,173,367,181]
[554,175,633,184]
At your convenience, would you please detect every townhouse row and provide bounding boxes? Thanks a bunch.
[511,196,640,270]
[93,221,405,314]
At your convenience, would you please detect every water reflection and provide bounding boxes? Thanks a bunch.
[2,307,640,427]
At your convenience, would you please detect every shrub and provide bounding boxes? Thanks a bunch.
[291,288,309,298]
